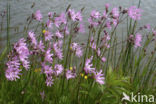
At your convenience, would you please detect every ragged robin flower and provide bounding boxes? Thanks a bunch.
[34,10,42,21]
[66,70,76,80]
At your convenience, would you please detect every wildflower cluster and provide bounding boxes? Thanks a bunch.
[4,4,155,89]
[5,38,30,80]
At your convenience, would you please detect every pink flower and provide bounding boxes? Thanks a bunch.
[14,39,29,59]
[103,10,107,18]
[54,64,64,76]
[43,65,53,75]
[152,29,156,36]
[68,9,75,17]
[94,70,105,85]
[44,31,53,41]
[58,40,63,47]
[112,19,118,26]
[46,20,53,28]
[89,10,101,27]
[68,9,82,21]
[73,11,82,21]
[102,33,110,41]
[71,43,83,57]
[106,35,110,40]
[53,42,63,60]
[71,43,78,50]
[5,67,21,81]
[134,33,142,48]
[28,31,37,46]
[128,6,142,20]
[91,42,96,50]
[112,8,119,18]
[22,59,30,70]
[55,13,66,27]
[34,10,42,21]
[55,31,63,39]
[48,12,53,18]
[105,43,110,48]
[144,24,151,30]
[38,40,45,52]
[42,63,54,87]
[105,3,110,9]
[14,38,30,70]
[106,20,112,29]
[88,17,98,27]
[75,47,83,57]
[84,56,95,74]
[46,76,53,86]
[5,57,21,81]
[91,10,101,19]
[66,70,76,80]
[45,49,53,63]
[101,57,106,62]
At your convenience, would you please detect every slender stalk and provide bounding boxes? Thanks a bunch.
[6,3,11,51]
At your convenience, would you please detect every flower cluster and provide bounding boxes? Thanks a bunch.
[5,4,147,87]
[66,67,76,80]
[68,9,82,22]
[128,6,142,20]
[5,56,21,81]
[128,33,142,48]
[134,33,142,48]
[34,10,42,21]
[71,42,83,57]
[84,56,105,85]
[6,38,30,81]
